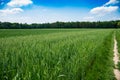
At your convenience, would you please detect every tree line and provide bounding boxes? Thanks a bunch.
[0,20,120,29]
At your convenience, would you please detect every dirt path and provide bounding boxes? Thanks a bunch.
[113,37,120,80]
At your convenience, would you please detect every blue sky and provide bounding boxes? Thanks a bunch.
[33,0,108,8]
[0,0,120,23]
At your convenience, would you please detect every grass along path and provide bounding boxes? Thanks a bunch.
[113,36,120,80]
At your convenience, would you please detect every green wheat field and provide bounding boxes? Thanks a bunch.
[0,29,120,80]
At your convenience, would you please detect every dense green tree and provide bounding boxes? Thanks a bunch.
[117,22,120,28]
[0,20,120,29]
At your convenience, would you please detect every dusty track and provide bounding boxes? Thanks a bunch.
[113,37,120,80]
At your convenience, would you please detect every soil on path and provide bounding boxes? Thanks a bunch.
[113,37,120,80]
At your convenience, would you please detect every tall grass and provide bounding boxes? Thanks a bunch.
[115,30,120,70]
[0,29,114,80]
[0,29,88,38]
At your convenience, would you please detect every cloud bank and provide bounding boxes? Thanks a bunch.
[105,0,119,5]
[0,8,23,15]
[90,6,118,15]
[90,0,119,15]
[83,0,120,21]
[7,0,33,7]
[0,0,33,15]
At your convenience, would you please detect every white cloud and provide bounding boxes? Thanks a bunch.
[89,0,119,17]
[84,0,120,21]
[105,0,119,5]
[7,0,33,7]
[0,8,23,15]
[90,6,118,15]
[0,0,33,15]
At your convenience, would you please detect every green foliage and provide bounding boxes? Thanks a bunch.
[84,32,115,80]
[116,30,120,71]
[0,29,115,80]
[0,21,119,29]
[0,29,85,38]
[117,22,120,28]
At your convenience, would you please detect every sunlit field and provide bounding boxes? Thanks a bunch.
[0,29,116,80]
